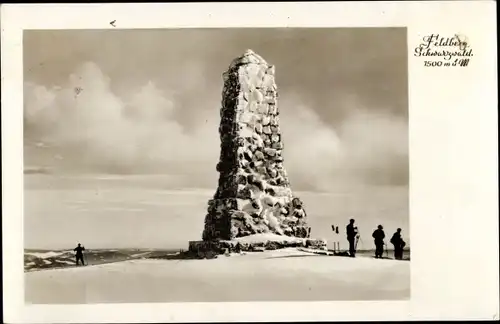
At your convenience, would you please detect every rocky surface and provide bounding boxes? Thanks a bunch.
[201,50,311,241]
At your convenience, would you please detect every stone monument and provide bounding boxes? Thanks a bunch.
[189,50,325,256]
[204,49,311,240]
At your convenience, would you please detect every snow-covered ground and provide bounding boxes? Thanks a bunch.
[233,233,316,244]
[25,248,410,304]
[25,251,70,259]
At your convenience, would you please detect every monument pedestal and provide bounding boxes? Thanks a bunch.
[188,234,328,258]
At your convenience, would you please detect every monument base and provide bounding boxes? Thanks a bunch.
[188,234,327,259]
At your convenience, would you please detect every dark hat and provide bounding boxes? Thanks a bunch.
[378,225,383,229]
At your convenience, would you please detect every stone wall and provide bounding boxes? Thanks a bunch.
[202,50,311,241]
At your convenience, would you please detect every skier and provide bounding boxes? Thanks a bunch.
[372,225,386,259]
[74,243,86,266]
[390,228,406,260]
[346,219,358,257]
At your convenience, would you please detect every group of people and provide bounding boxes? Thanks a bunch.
[346,219,406,260]
[73,219,406,266]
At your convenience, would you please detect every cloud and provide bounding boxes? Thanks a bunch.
[24,62,219,185]
[24,62,408,191]
[335,108,409,186]
[279,94,408,191]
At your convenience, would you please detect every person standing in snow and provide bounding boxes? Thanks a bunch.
[372,225,386,259]
[74,243,86,266]
[390,228,406,260]
[346,219,358,257]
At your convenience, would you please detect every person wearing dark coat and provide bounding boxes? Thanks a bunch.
[372,225,386,258]
[74,243,86,266]
[390,228,406,260]
[346,219,358,257]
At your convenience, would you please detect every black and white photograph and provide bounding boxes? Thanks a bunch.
[23,27,410,303]
[2,2,498,322]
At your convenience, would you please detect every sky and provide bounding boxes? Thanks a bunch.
[23,28,408,192]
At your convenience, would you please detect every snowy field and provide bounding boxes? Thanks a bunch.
[25,248,410,304]
[24,248,163,271]
[24,174,409,303]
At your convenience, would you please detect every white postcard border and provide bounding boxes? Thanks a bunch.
[2,2,498,322]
